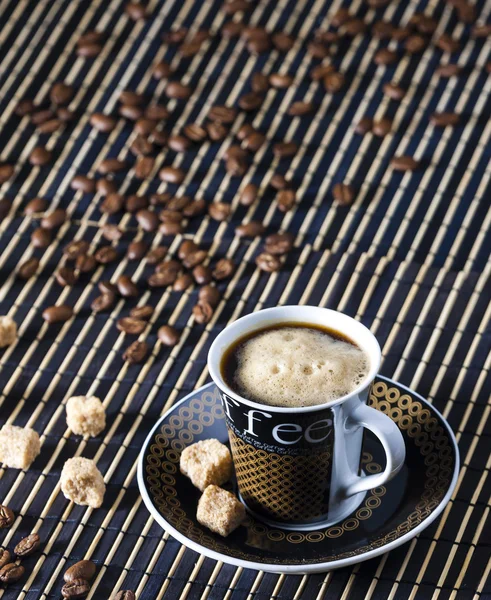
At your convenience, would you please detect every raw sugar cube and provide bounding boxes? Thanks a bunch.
[197,485,246,537]
[66,396,106,437]
[0,316,17,348]
[180,438,232,491]
[0,424,40,469]
[60,457,105,508]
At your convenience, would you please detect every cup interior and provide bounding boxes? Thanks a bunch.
[207,306,381,413]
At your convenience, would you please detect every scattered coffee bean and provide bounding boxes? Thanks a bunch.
[145,104,169,121]
[134,118,157,136]
[101,193,125,214]
[436,63,462,77]
[98,158,127,174]
[165,81,192,100]
[265,232,294,255]
[90,113,116,132]
[372,21,393,39]
[134,156,155,179]
[61,578,91,599]
[270,174,289,190]
[237,124,256,140]
[64,560,96,584]
[168,135,191,152]
[117,317,146,335]
[208,105,237,123]
[192,300,213,324]
[373,118,392,137]
[42,305,73,323]
[30,109,55,126]
[251,73,269,93]
[183,198,207,217]
[126,194,148,213]
[145,245,167,264]
[236,220,265,238]
[38,118,63,133]
[153,61,172,79]
[159,221,183,235]
[288,101,315,116]
[99,280,118,295]
[58,109,76,124]
[246,30,271,54]
[64,240,90,259]
[41,208,66,229]
[342,18,366,36]
[405,34,426,53]
[130,135,153,156]
[136,209,159,232]
[71,175,95,193]
[178,240,199,260]
[0,164,14,183]
[238,91,263,111]
[173,273,194,291]
[208,202,231,221]
[0,505,14,528]
[212,258,235,280]
[158,325,180,346]
[30,146,52,166]
[159,166,185,184]
[117,275,138,298]
[255,252,281,272]
[75,254,97,273]
[430,112,460,127]
[221,21,244,38]
[50,83,74,105]
[310,63,335,81]
[435,34,460,53]
[94,246,118,264]
[128,306,153,321]
[333,183,355,205]
[0,198,11,222]
[91,294,115,313]
[269,73,293,88]
[77,42,102,57]
[391,155,420,171]
[193,265,212,284]
[240,183,258,206]
[184,123,207,142]
[101,224,122,241]
[0,549,10,569]
[472,24,491,38]
[226,154,248,176]
[199,285,220,307]
[160,209,183,224]
[18,257,39,280]
[56,267,78,287]
[273,141,297,158]
[206,122,228,141]
[120,104,143,120]
[31,227,51,248]
[355,117,373,134]
[114,591,136,600]
[163,28,188,44]
[182,250,207,269]
[374,49,398,65]
[24,197,47,215]
[277,189,296,212]
[14,533,40,557]
[96,178,118,196]
[15,99,35,116]
[324,71,345,92]
[383,82,405,100]
[0,563,24,584]
[125,2,147,19]
[123,341,148,364]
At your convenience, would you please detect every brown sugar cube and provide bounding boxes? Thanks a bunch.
[0,316,17,348]
[0,424,40,469]
[60,457,105,508]
[66,396,106,437]
[197,485,246,537]
[180,438,232,491]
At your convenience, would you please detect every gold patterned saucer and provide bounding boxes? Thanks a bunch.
[137,376,459,574]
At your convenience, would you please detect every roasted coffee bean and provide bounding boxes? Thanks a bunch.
[436,34,460,53]
[159,167,185,184]
[208,202,231,221]
[90,113,116,133]
[77,42,102,57]
[236,124,255,141]
[0,198,11,222]
[273,142,297,158]
[31,227,51,248]
[342,18,367,36]
[149,265,179,287]
[75,254,97,273]
[183,198,206,217]
[166,196,189,211]
[91,294,115,313]
[226,155,247,176]
[355,116,373,134]
[160,209,183,224]
[270,174,289,190]
[150,193,171,207]
[15,532,40,557]
[0,164,14,183]
[98,159,127,174]
[223,0,252,14]
[130,135,153,157]
[392,26,411,40]
[153,61,172,79]
[78,30,103,45]
[242,132,265,152]
[288,101,315,116]
[276,188,296,212]
[64,560,96,584]
[372,20,393,39]
[126,194,148,213]
[436,63,462,78]
[430,112,460,127]
[272,31,294,51]
[57,108,76,121]
[18,257,39,280]
[42,305,73,323]
[30,109,55,125]
[251,72,269,93]
[61,578,91,599]
[224,145,248,161]
[159,221,183,235]
[165,81,192,100]
[0,563,24,584]
[315,30,339,43]
[324,70,346,92]
[162,28,188,44]
[208,105,237,123]
[183,250,207,269]
[119,104,143,120]
[212,258,235,280]
[94,246,118,264]
[101,224,122,242]
[179,40,202,57]
[123,341,148,364]
[50,83,74,105]
[152,129,169,147]
[99,281,118,296]
[134,118,157,136]
[168,135,191,152]
[265,232,294,255]
[373,118,392,137]
[221,21,244,38]
[30,146,52,166]
[177,240,198,261]
[146,245,167,264]
[472,24,491,38]
[269,73,293,88]
[0,505,14,528]
[96,178,118,196]
[206,122,228,141]
[24,197,47,215]
[71,175,95,193]
[158,325,180,346]
[236,220,265,238]
[41,208,66,229]
[333,183,355,205]
[101,193,124,214]
[193,265,212,285]
[135,209,158,232]
[0,549,10,569]
[310,63,335,81]
[134,156,154,180]
[247,31,271,54]
[182,123,207,143]
[15,99,35,116]
[374,49,398,65]
[199,285,220,307]
[173,273,193,292]
[332,8,351,27]
[405,34,426,53]
[256,252,281,272]
[391,155,420,171]
[64,240,89,259]
[456,1,475,23]
[37,118,63,133]
[240,183,258,206]
[193,300,213,324]
[115,591,136,600]
[125,2,147,19]
[56,267,78,287]
[238,92,263,111]
[117,275,138,298]
[130,305,154,320]
[119,90,144,107]
[383,82,405,100]
[117,317,146,335]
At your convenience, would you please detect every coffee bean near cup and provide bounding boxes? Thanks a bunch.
[208,306,406,530]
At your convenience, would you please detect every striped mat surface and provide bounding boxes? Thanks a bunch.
[0,0,490,598]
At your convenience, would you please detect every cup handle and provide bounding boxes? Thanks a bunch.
[342,402,406,498]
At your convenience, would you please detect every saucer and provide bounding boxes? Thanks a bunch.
[138,376,459,574]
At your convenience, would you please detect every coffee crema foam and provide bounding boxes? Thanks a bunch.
[232,327,369,407]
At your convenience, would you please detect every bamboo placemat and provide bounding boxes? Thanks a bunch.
[0,0,489,598]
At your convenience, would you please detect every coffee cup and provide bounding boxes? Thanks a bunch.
[208,306,406,530]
